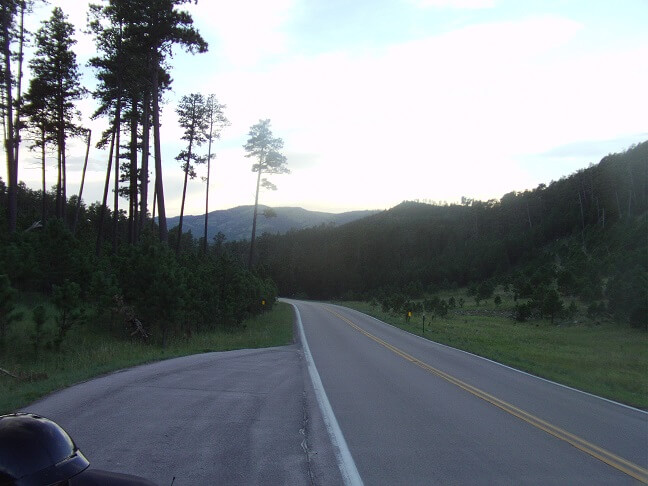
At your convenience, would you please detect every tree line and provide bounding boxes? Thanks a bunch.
[3,0,288,255]
[247,142,647,329]
[0,1,289,346]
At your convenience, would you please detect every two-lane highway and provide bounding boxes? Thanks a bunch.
[288,299,648,485]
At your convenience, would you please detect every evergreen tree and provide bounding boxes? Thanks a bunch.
[243,119,289,269]
[89,0,207,244]
[23,76,56,224]
[138,0,207,243]
[29,7,84,221]
[202,94,228,253]
[174,93,208,254]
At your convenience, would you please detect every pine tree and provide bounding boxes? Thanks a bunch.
[202,94,228,253]
[88,0,207,244]
[29,7,84,221]
[136,0,207,243]
[243,119,289,269]
[23,76,56,224]
[174,93,208,254]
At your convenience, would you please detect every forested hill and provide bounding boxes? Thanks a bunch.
[253,142,647,325]
[167,206,379,242]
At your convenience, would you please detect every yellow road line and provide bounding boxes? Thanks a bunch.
[325,307,648,484]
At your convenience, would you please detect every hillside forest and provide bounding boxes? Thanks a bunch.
[248,142,646,330]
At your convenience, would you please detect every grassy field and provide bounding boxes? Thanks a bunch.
[0,301,294,414]
[338,295,648,409]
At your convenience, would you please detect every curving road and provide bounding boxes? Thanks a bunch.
[288,300,648,485]
[20,300,647,485]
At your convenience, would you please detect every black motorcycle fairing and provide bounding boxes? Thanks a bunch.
[0,413,89,486]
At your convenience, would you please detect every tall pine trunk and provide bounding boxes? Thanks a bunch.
[113,100,121,253]
[12,3,24,166]
[96,125,116,256]
[176,136,194,254]
[40,124,46,223]
[3,17,17,233]
[203,122,214,254]
[56,141,62,219]
[139,89,150,235]
[62,138,67,223]
[152,59,167,242]
[72,129,91,234]
[248,167,263,270]
[176,100,196,255]
[128,97,138,244]
[56,76,65,221]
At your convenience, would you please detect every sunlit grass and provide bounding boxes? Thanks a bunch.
[338,298,648,409]
[0,302,294,414]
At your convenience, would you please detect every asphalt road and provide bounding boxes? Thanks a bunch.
[288,300,648,485]
[21,346,342,485]
[20,301,647,485]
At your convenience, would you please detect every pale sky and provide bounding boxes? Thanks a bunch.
[17,0,648,216]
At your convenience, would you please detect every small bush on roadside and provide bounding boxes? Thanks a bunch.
[515,302,532,322]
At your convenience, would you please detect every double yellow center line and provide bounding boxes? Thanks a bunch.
[325,307,648,484]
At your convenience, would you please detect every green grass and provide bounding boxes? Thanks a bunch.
[337,297,648,409]
[0,302,294,414]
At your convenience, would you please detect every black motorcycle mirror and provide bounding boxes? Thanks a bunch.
[0,413,158,486]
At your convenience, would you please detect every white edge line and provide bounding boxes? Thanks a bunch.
[331,303,647,415]
[288,302,364,486]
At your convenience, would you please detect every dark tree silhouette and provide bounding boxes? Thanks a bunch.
[243,119,289,269]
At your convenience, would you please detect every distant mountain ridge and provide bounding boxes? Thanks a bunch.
[167,205,379,242]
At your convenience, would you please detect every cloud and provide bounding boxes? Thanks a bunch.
[408,0,496,9]
[16,3,648,216]
[170,13,648,213]
[185,0,296,67]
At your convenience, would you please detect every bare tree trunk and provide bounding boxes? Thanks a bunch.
[62,137,67,223]
[175,107,195,255]
[113,101,121,253]
[96,126,116,256]
[40,124,46,223]
[72,129,91,234]
[129,97,138,244]
[56,74,68,222]
[139,89,150,235]
[1,84,6,141]
[203,127,213,254]
[56,140,62,218]
[152,61,167,242]
[3,18,17,233]
[176,155,191,255]
[248,168,263,270]
[12,3,24,166]
[152,185,157,229]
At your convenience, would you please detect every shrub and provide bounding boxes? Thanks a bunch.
[0,275,22,345]
[52,280,84,350]
[515,302,532,322]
